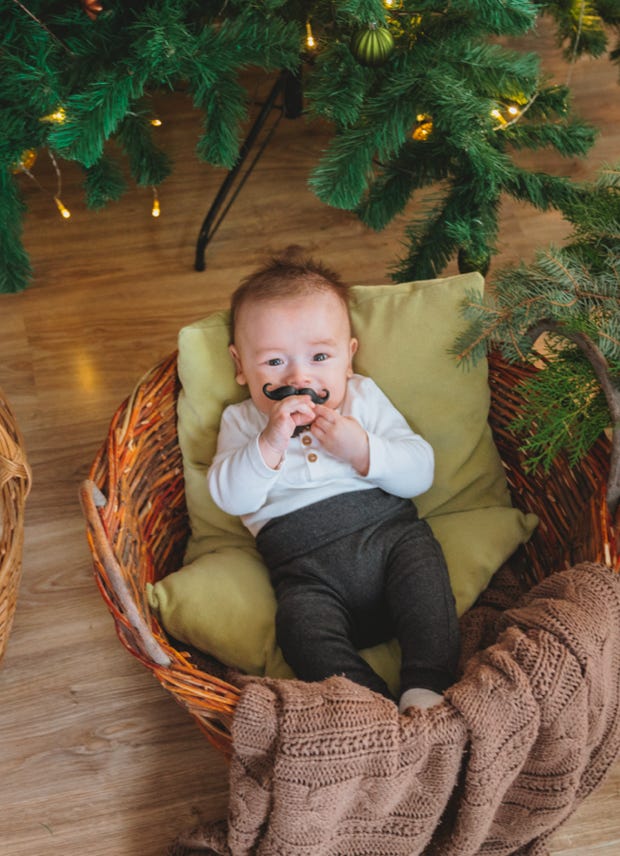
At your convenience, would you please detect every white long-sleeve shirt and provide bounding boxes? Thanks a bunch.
[207,374,434,536]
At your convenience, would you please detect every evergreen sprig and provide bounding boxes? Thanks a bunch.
[0,167,31,294]
[453,163,620,513]
[536,0,619,61]
[48,71,148,166]
[82,154,127,209]
[510,344,614,471]
[116,110,172,186]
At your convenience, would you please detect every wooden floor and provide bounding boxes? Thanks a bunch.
[1,21,619,856]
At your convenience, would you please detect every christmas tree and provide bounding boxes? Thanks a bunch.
[453,162,620,515]
[2,0,619,293]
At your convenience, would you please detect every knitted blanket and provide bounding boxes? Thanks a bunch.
[171,563,620,856]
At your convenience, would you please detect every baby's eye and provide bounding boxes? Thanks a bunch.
[267,358,284,366]
[313,353,328,362]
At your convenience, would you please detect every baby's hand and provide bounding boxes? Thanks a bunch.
[311,405,370,475]
[259,395,316,468]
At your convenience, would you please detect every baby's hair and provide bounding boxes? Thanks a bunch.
[230,246,350,343]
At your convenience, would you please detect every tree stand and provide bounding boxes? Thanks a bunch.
[194,68,303,272]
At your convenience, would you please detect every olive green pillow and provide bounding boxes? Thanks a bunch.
[147,272,537,692]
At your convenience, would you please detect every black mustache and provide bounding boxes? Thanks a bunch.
[262,384,330,405]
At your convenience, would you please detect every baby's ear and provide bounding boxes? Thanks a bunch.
[229,344,246,386]
[347,337,358,377]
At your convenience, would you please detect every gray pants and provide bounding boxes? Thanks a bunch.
[256,489,460,700]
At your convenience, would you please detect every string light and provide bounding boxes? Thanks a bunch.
[54,196,71,219]
[16,148,72,218]
[46,150,71,218]
[151,187,161,218]
[40,106,66,124]
[305,21,316,49]
[491,94,537,131]
[566,0,587,86]
[150,117,162,126]
[11,0,72,53]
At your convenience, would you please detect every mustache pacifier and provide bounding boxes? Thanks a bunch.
[262,383,330,436]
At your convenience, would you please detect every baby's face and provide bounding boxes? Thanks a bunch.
[230,290,358,415]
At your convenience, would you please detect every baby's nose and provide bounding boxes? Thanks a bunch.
[286,365,311,388]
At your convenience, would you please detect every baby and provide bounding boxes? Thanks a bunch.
[208,250,460,712]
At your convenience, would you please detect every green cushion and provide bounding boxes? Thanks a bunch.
[147,272,538,691]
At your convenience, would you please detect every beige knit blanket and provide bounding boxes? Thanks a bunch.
[171,563,620,856]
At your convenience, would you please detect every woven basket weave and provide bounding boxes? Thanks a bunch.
[80,351,618,756]
[0,390,32,663]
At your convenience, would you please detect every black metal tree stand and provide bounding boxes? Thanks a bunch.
[194,68,304,271]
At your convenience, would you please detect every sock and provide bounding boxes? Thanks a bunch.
[399,687,443,713]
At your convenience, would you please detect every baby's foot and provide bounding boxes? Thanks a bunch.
[398,687,443,713]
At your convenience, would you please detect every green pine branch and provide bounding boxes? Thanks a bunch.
[82,154,127,209]
[48,70,148,166]
[304,41,372,126]
[357,140,451,230]
[117,110,172,186]
[504,118,597,155]
[391,189,466,281]
[509,345,613,471]
[453,163,620,513]
[536,0,615,60]
[0,167,31,293]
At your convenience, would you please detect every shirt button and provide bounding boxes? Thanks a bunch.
[302,435,312,446]
[307,453,318,463]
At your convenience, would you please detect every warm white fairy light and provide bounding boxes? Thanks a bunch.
[17,148,72,219]
[54,196,71,219]
[40,106,66,124]
[305,21,316,49]
[491,92,539,131]
[151,187,161,218]
[47,149,70,221]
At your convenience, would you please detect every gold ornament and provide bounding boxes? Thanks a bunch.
[12,149,37,173]
[412,114,433,141]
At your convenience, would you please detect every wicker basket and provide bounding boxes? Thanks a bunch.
[0,390,32,663]
[80,351,618,756]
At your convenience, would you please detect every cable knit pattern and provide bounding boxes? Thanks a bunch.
[170,563,620,856]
